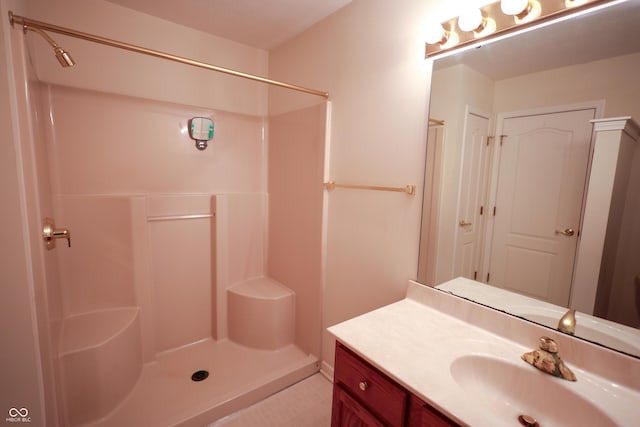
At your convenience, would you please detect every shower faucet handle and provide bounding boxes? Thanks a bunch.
[42,217,71,250]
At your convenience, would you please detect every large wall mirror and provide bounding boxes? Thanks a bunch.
[417,0,640,357]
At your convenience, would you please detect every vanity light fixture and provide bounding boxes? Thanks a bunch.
[500,0,533,18]
[513,1,542,24]
[424,22,459,50]
[425,0,617,59]
[458,8,487,33]
[424,22,449,45]
[458,8,497,38]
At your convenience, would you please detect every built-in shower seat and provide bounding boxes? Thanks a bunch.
[227,277,295,350]
[59,307,142,425]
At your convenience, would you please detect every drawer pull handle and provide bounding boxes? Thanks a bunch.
[359,381,369,391]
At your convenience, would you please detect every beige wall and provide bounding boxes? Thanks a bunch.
[268,103,326,357]
[25,0,269,116]
[494,52,640,118]
[269,0,465,371]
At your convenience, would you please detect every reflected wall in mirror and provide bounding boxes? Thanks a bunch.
[417,0,640,357]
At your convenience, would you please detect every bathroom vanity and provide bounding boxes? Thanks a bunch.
[328,279,640,427]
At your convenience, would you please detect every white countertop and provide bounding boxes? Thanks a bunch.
[328,279,640,427]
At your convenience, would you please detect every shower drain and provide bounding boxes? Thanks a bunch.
[191,370,209,382]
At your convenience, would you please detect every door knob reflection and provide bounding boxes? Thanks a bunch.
[555,228,575,237]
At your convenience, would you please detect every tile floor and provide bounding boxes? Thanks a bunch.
[210,373,333,426]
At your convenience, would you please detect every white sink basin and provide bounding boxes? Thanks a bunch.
[450,354,617,426]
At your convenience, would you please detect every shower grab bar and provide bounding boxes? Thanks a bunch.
[8,12,329,99]
[147,213,214,222]
[323,181,416,195]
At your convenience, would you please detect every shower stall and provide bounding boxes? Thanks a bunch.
[3,5,327,426]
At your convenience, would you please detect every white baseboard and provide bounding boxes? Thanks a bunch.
[319,360,334,382]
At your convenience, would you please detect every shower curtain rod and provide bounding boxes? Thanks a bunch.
[8,12,329,99]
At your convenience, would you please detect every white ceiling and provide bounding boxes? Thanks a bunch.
[105,0,352,50]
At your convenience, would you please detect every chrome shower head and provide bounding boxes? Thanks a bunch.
[20,22,75,68]
[54,47,75,67]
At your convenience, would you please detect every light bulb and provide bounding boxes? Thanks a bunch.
[501,0,530,16]
[458,9,485,33]
[514,1,541,24]
[425,23,448,45]
[474,17,496,39]
[440,31,459,49]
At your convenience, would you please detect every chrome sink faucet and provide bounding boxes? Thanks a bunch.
[522,337,577,381]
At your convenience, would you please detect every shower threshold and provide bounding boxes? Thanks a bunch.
[87,339,319,427]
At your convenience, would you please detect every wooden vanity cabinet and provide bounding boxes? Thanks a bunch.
[332,342,459,427]
[332,342,407,426]
[332,385,386,427]
[407,395,459,427]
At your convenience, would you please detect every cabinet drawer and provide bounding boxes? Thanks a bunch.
[334,343,408,426]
